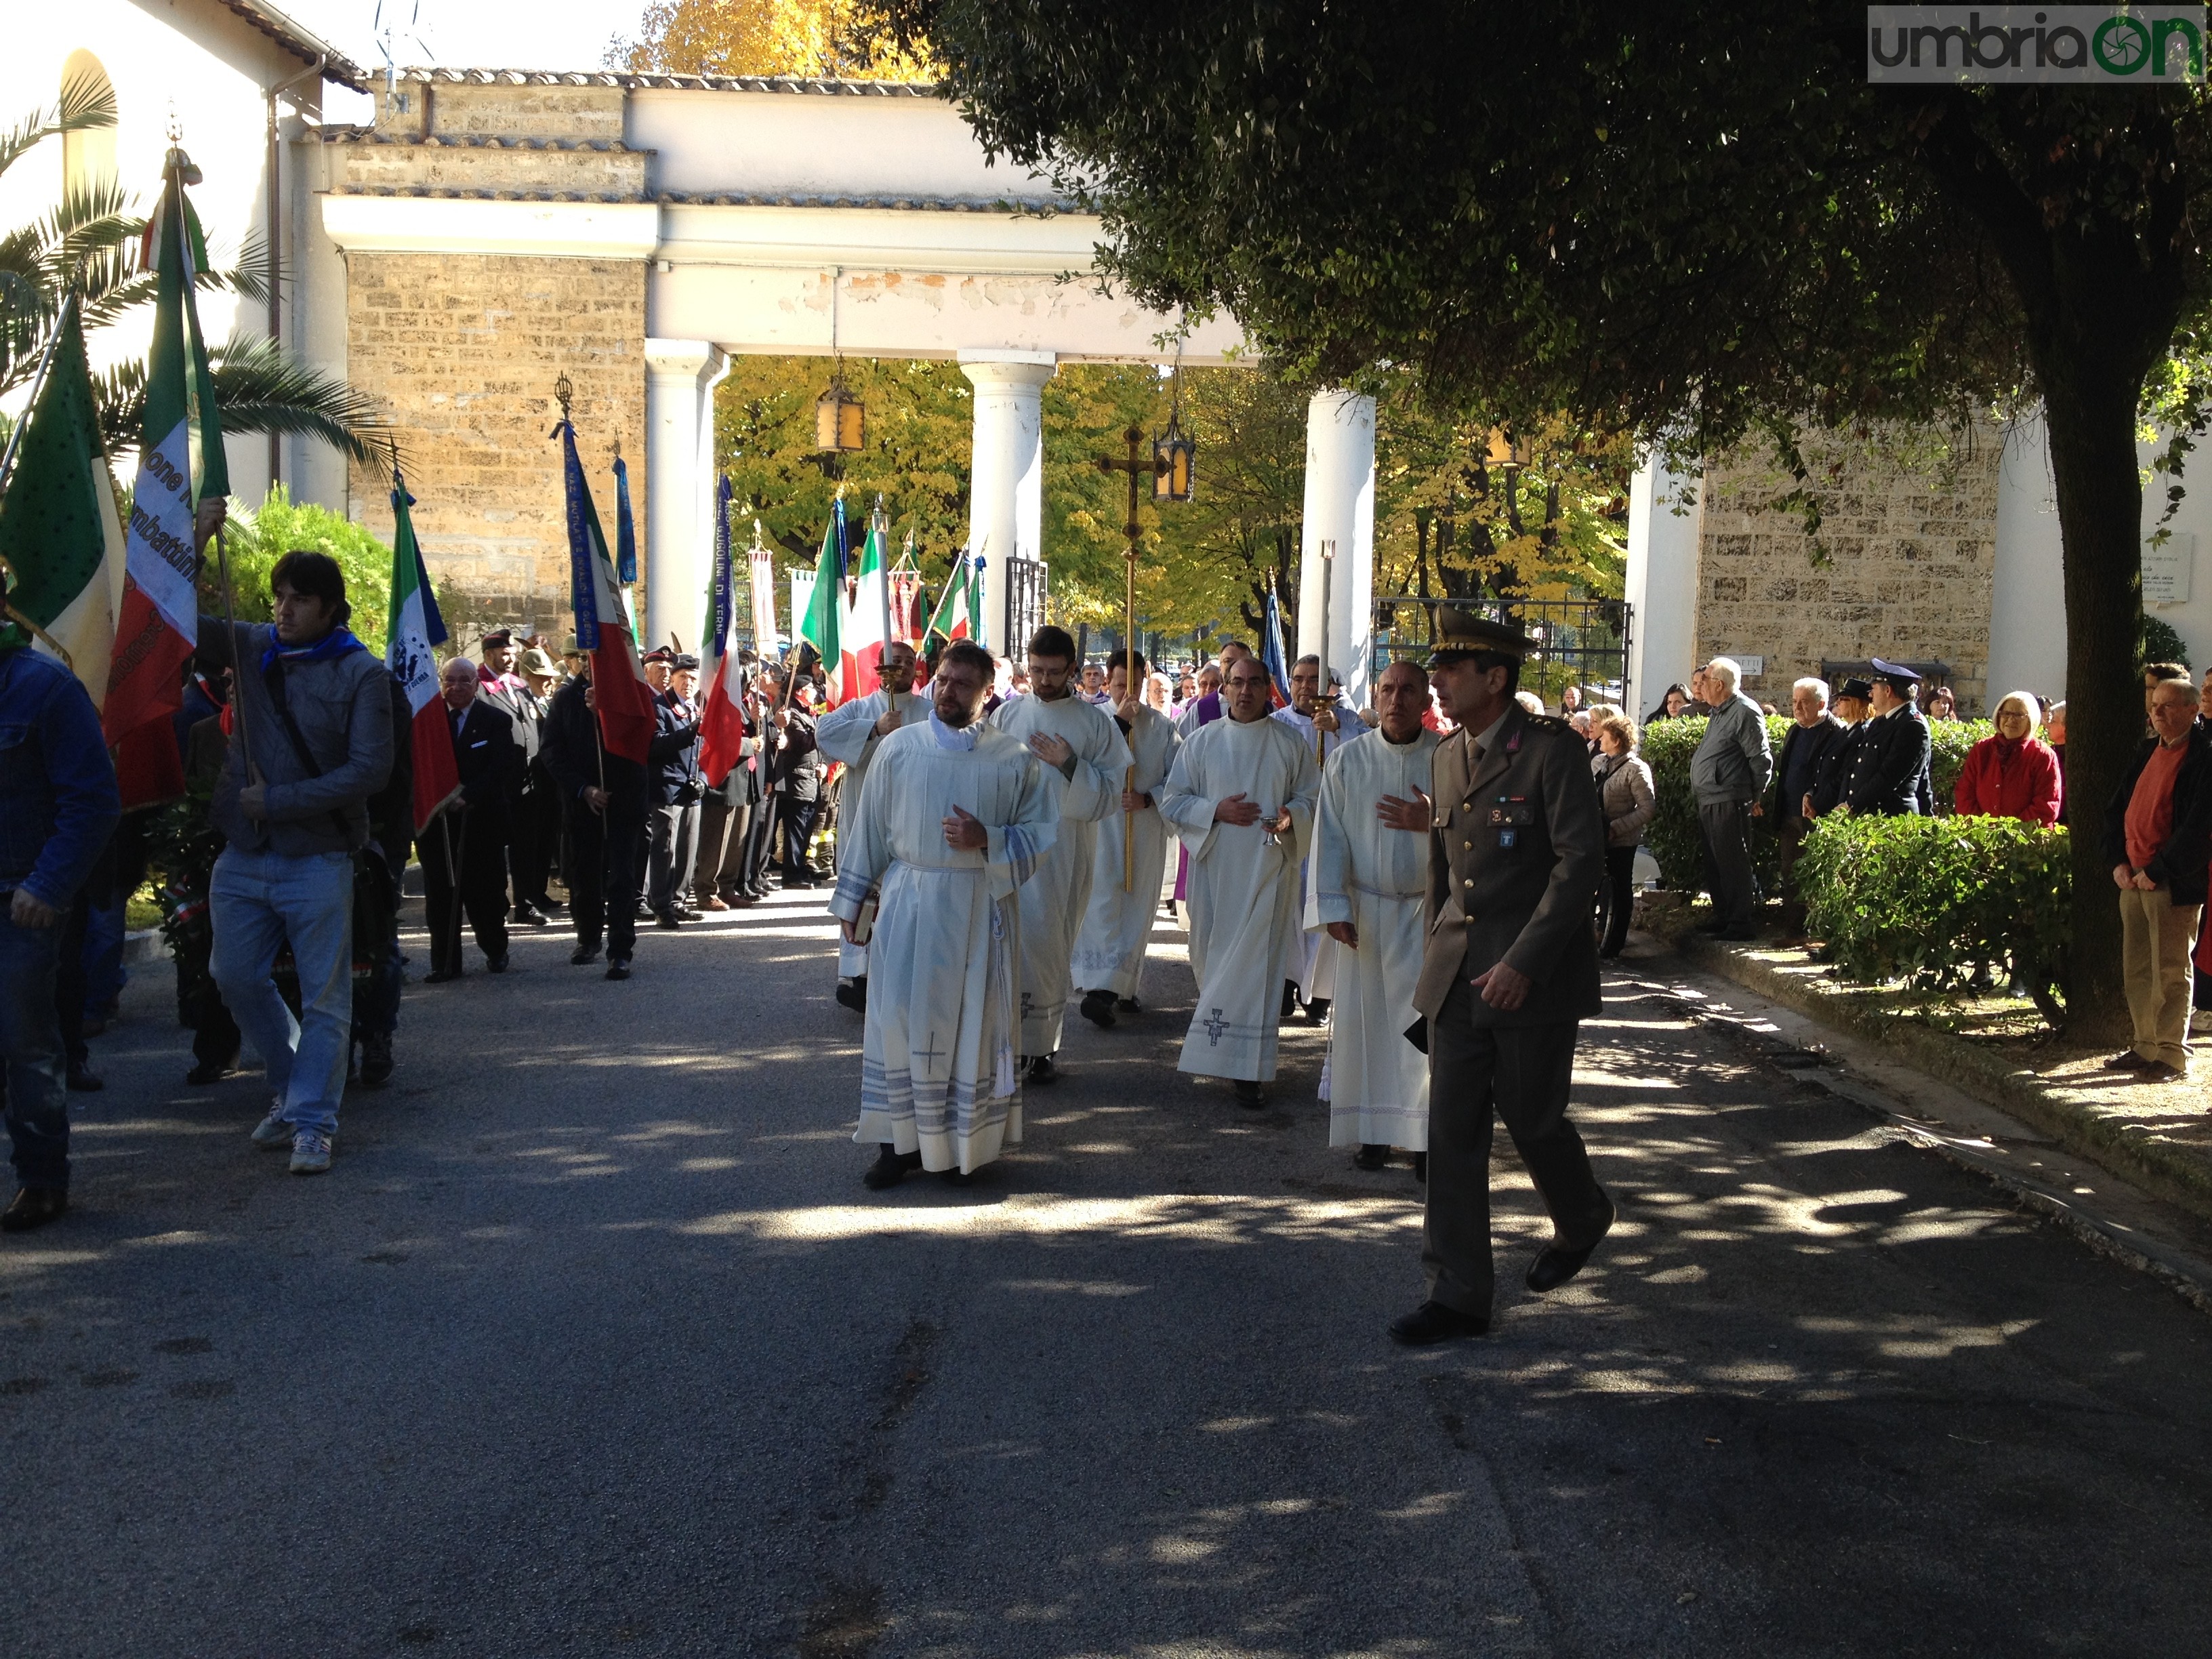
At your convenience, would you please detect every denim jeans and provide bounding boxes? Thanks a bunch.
[209,847,354,1135]
[81,888,127,1018]
[0,908,70,1190]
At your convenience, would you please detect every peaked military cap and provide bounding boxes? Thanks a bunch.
[1837,676,1875,701]
[1868,657,1922,689]
[480,628,514,649]
[1428,607,1534,667]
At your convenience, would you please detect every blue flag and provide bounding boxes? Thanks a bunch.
[1261,584,1293,708]
[613,450,639,588]
[706,474,734,655]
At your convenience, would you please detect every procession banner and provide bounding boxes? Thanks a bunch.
[700,475,751,787]
[557,418,655,762]
[106,145,228,803]
[386,465,461,832]
[842,514,891,701]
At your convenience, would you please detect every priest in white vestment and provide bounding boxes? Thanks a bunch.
[815,641,931,1010]
[1158,653,1321,1107]
[1073,649,1181,1026]
[1315,661,1439,1173]
[830,642,1059,1188]
[1273,653,1371,1021]
[986,625,1131,1082]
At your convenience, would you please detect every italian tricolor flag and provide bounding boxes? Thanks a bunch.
[841,512,893,703]
[797,497,846,706]
[386,468,460,832]
[108,148,226,805]
[928,554,977,642]
[698,474,751,787]
[559,417,655,763]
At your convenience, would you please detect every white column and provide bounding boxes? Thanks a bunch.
[960,351,1057,657]
[1989,413,2068,712]
[1623,454,1702,718]
[643,338,729,653]
[1298,390,1378,708]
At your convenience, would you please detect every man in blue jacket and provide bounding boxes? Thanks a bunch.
[0,604,121,1231]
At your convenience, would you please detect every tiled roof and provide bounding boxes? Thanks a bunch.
[217,0,369,89]
[393,67,939,96]
[319,131,642,153]
[324,184,1076,213]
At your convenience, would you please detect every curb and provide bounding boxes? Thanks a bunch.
[1675,932,2212,1230]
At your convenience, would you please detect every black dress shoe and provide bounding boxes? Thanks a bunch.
[514,903,550,926]
[1115,997,1142,1014]
[1233,1078,1269,1109]
[424,968,461,985]
[862,1145,924,1189]
[1353,1143,1389,1171]
[1025,1054,1059,1086]
[359,1031,394,1087]
[654,909,681,930]
[66,1065,104,1093]
[1305,998,1332,1025]
[1412,1152,1427,1184]
[486,953,510,974]
[1080,988,1117,1029]
[1281,980,1300,1020]
[2105,1050,2154,1071]
[1389,1300,1488,1346]
[571,944,602,966]
[940,1168,975,1187]
[835,977,868,1013]
[1527,1195,1616,1293]
[185,1052,239,1086]
[605,958,632,981]
[1,1187,68,1233]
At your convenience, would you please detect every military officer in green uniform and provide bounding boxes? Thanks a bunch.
[1389,611,1617,1345]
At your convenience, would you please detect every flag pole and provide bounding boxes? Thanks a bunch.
[874,495,897,716]
[1315,539,1333,767]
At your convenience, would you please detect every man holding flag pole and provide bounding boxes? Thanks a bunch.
[539,379,657,981]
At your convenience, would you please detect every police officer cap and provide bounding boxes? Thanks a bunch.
[1868,657,1921,690]
[1837,676,1875,701]
[672,653,701,672]
[1427,607,1534,667]
[480,628,514,649]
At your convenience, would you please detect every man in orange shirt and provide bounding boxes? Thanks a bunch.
[2103,672,2212,1081]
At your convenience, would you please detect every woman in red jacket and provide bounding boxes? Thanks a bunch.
[1954,691,2063,825]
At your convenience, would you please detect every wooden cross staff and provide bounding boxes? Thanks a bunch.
[1095,424,1169,893]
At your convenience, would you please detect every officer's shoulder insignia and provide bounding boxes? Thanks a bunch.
[1525,714,1575,734]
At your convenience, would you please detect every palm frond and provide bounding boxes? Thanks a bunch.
[0,75,118,186]
[205,336,395,464]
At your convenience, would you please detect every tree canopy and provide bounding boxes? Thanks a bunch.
[891,0,2212,1029]
[609,0,935,79]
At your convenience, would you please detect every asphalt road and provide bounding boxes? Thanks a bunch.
[7,886,2210,1657]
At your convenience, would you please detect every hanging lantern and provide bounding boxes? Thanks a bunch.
[1483,426,1533,471]
[1153,407,1195,501]
[815,375,865,453]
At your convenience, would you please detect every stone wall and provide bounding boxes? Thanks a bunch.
[344,251,646,640]
[1692,432,2002,713]
[332,74,648,643]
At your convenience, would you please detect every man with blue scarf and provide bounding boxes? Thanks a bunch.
[194,518,393,1175]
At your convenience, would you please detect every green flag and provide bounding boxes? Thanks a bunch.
[0,299,127,691]
[798,504,844,700]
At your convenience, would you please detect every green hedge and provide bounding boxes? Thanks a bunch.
[197,486,395,657]
[1797,813,2071,990]
[1640,713,1991,891]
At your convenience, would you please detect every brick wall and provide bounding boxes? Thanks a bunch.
[1693,432,2002,714]
[345,252,646,641]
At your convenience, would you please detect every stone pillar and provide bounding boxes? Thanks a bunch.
[960,351,1057,657]
[1623,454,1702,718]
[643,338,729,652]
[1298,390,1378,708]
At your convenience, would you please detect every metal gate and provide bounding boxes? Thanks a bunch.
[1002,554,1049,653]
[1371,596,1633,708]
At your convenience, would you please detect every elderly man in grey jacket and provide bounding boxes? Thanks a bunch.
[196,535,393,1174]
[1690,657,1774,941]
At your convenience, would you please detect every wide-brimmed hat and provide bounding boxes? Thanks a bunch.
[518,646,559,678]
